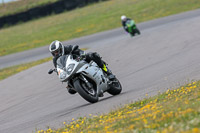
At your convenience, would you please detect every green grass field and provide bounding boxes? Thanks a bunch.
[36,81,200,133]
[0,0,200,56]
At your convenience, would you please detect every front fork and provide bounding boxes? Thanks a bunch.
[79,74,92,89]
[79,74,104,97]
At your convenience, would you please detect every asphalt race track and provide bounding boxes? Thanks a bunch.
[0,9,200,133]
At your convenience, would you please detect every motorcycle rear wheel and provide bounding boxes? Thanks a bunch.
[107,78,122,95]
[74,79,98,103]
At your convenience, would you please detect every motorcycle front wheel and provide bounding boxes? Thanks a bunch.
[73,79,98,103]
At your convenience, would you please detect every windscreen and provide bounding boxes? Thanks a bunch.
[126,20,134,27]
[56,55,68,69]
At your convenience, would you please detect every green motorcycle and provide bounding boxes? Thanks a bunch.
[125,20,140,37]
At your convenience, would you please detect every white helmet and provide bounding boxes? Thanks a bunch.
[49,40,64,58]
[121,15,127,21]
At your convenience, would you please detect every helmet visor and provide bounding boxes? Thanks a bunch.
[52,49,60,56]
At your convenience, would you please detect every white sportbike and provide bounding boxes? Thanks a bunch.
[48,46,122,103]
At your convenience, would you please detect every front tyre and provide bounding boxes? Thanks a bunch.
[107,78,122,95]
[73,79,98,103]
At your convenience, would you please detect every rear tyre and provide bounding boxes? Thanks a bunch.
[133,26,140,35]
[73,79,98,103]
[136,28,141,35]
[107,78,122,95]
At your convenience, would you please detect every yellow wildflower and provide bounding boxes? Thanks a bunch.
[76,124,80,128]
[192,128,200,133]
[143,119,148,124]
[128,125,134,129]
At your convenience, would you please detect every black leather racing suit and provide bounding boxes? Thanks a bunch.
[52,45,104,69]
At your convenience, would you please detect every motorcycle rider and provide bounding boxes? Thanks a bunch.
[121,15,132,33]
[121,15,140,36]
[49,40,114,94]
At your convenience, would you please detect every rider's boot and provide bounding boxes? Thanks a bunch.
[130,31,135,37]
[98,89,104,97]
[66,86,77,94]
[102,64,115,80]
[130,34,134,37]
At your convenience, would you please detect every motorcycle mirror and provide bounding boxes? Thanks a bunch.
[48,69,54,74]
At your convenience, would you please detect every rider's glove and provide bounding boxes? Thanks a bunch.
[80,54,86,60]
[80,51,86,59]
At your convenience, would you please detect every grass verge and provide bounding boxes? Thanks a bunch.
[0,0,200,56]
[37,81,200,133]
[0,57,51,81]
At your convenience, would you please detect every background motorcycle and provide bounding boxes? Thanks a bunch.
[48,46,122,103]
[126,20,140,37]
